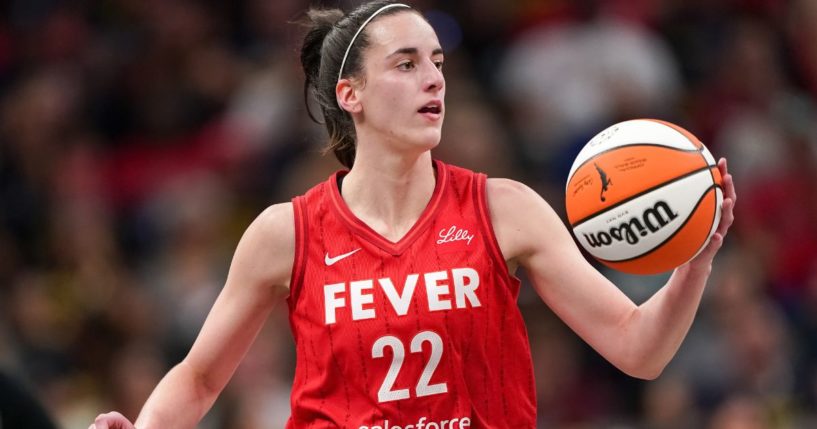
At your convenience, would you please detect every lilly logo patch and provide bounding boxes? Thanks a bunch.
[437,225,474,246]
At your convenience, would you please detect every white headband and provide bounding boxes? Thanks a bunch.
[337,3,411,83]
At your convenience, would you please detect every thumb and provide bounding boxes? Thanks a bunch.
[91,418,108,429]
[93,411,134,429]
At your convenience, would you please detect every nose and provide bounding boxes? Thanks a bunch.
[422,60,444,93]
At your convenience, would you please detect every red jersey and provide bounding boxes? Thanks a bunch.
[286,160,536,428]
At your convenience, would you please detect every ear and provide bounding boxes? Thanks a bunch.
[336,79,363,114]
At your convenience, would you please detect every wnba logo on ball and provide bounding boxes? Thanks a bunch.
[594,163,612,202]
[583,201,679,248]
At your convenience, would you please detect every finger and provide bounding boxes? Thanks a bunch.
[722,172,736,201]
[716,159,736,237]
[94,414,111,429]
[703,231,726,260]
[717,198,735,235]
[718,158,737,201]
[718,157,730,177]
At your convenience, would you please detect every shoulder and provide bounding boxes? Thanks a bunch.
[485,178,570,262]
[232,202,295,290]
[485,177,538,203]
[253,202,295,236]
[243,202,295,251]
[485,178,551,225]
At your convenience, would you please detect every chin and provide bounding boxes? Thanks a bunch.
[388,125,442,154]
[416,136,441,153]
[415,129,442,150]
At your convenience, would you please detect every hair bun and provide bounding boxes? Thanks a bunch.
[300,9,344,90]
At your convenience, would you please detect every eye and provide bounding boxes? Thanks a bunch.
[397,61,415,71]
[434,59,444,71]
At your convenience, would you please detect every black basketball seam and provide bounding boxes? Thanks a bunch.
[594,183,722,264]
[570,166,713,228]
[568,143,703,180]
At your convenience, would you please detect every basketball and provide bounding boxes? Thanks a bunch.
[565,119,723,275]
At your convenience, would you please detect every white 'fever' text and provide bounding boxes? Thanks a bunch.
[324,268,481,324]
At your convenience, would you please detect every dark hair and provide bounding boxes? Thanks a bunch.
[300,1,415,168]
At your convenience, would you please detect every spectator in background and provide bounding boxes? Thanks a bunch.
[495,0,680,182]
[0,370,58,429]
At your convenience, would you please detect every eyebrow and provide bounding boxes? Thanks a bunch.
[386,47,444,58]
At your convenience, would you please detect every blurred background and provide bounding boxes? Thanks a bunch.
[1,0,816,427]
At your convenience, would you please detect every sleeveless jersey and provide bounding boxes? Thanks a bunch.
[286,160,536,428]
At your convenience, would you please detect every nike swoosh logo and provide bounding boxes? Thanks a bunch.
[325,248,361,266]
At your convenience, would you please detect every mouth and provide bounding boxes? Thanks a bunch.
[418,100,443,120]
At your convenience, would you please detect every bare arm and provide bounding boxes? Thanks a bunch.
[93,203,295,429]
[489,159,736,379]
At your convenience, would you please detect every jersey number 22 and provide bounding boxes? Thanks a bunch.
[372,330,448,403]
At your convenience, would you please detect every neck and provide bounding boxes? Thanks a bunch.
[340,149,436,243]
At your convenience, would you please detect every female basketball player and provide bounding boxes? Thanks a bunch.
[91,1,736,428]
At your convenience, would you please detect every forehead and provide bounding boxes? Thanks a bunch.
[363,11,440,53]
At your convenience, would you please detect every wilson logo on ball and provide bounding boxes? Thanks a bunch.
[583,201,679,248]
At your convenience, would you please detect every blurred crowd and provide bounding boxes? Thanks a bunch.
[1,0,816,428]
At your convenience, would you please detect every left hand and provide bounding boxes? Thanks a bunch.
[686,157,736,269]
